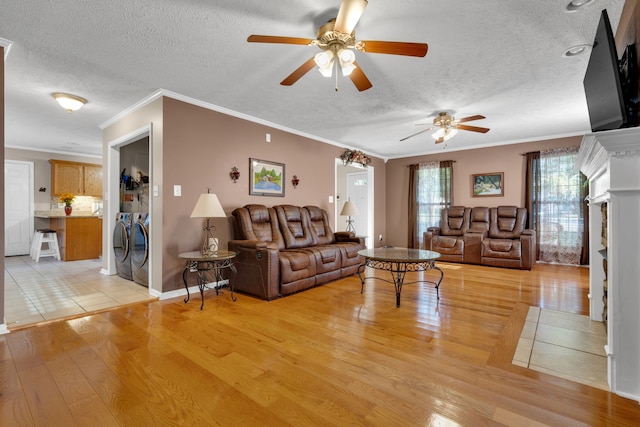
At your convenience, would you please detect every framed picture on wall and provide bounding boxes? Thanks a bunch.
[472,172,504,197]
[249,158,285,197]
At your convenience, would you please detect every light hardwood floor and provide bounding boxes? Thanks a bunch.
[2,262,639,426]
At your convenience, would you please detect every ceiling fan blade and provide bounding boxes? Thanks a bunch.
[349,61,373,91]
[455,114,486,123]
[280,57,317,86]
[456,124,490,133]
[400,127,432,142]
[247,35,315,45]
[435,137,445,144]
[358,40,428,57]
[334,0,368,35]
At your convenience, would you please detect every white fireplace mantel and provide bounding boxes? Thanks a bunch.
[577,126,640,403]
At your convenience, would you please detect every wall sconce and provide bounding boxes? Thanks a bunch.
[230,167,240,183]
[292,175,300,188]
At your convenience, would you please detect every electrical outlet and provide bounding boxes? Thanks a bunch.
[379,234,383,241]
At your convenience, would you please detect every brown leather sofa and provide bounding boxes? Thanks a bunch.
[424,206,536,270]
[228,204,365,300]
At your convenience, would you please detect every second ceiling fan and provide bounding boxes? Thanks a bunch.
[401,112,490,143]
[247,0,428,91]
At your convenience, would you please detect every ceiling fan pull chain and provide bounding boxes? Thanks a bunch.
[335,61,339,91]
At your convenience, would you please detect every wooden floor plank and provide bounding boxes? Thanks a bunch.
[2,262,639,426]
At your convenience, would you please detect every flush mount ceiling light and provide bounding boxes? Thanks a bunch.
[52,92,87,113]
[562,44,590,57]
[566,0,594,12]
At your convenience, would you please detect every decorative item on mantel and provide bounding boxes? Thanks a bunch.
[340,149,371,168]
[59,192,75,216]
[230,166,240,183]
[291,175,300,188]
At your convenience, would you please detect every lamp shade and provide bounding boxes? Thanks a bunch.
[340,200,359,216]
[190,193,226,218]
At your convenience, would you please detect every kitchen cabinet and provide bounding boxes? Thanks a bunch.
[50,160,103,196]
[49,216,102,261]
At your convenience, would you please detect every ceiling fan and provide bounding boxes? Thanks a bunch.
[247,0,428,91]
[400,112,490,143]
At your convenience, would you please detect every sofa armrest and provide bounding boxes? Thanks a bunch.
[228,240,280,300]
[427,226,441,235]
[463,231,485,264]
[228,239,268,250]
[335,232,365,248]
[520,229,536,270]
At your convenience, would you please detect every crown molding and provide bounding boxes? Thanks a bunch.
[99,88,384,161]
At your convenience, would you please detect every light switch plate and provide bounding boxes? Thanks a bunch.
[174,185,181,196]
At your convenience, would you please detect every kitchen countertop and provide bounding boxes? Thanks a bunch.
[35,210,102,219]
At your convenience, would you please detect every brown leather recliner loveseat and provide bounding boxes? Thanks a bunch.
[228,204,365,300]
[424,206,536,270]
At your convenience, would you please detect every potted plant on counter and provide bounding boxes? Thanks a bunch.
[59,193,75,216]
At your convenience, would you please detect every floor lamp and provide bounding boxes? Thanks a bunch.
[340,200,359,234]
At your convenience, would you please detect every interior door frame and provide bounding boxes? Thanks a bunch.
[4,160,34,256]
[335,159,374,249]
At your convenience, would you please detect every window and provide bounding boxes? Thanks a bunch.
[526,147,587,265]
[408,161,453,248]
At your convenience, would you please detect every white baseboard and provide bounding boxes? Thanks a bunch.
[0,323,10,335]
[154,280,229,300]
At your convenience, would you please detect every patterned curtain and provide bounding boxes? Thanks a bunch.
[537,147,586,265]
[408,161,453,248]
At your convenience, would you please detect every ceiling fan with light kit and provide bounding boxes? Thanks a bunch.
[401,112,490,143]
[247,0,428,91]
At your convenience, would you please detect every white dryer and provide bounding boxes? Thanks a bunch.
[130,212,149,287]
[113,212,133,281]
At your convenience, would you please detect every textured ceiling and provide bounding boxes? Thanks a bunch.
[0,0,627,159]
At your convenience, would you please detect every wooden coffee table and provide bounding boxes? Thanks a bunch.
[357,247,443,307]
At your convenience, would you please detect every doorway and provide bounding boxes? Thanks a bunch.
[335,159,374,248]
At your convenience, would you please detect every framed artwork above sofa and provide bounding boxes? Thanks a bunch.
[250,158,285,197]
[472,172,504,197]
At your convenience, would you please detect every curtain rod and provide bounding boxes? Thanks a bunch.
[406,160,456,167]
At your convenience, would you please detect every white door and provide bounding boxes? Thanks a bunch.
[347,172,369,242]
[5,160,34,256]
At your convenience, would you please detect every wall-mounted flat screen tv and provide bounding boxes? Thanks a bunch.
[583,9,626,132]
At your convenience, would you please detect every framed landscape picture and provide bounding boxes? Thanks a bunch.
[249,158,285,197]
[472,172,504,197]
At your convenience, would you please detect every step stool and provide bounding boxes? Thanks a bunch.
[31,229,61,262]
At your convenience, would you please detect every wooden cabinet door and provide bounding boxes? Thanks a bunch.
[83,165,103,197]
[51,161,83,195]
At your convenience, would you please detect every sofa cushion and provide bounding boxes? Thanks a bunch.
[441,206,471,236]
[482,239,522,259]
[305,205,336,246]
[233,205,284,250]
[275,205,314,249]
[489,206,526,239]
[469,207,490,233]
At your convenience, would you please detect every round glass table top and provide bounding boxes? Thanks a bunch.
[358,247,441,262]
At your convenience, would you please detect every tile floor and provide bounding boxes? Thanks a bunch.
[513,306,609,390]
[4,255,156,330]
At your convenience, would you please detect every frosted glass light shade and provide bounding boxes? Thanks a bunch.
[52,92,87,112]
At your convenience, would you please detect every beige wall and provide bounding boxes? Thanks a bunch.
[384,136,582,247]
[104,96,386,293]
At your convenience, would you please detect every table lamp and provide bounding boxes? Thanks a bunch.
[340,200,359,234]
[190,193,226,255]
